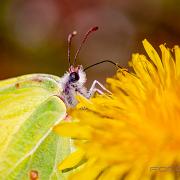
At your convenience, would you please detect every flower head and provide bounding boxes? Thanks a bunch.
[54,39,180,179]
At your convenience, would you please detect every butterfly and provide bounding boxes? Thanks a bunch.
[0,26,118,179]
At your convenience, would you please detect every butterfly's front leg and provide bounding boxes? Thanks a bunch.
[87,80,112,98]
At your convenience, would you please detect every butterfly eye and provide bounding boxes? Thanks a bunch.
[69,72,79,83]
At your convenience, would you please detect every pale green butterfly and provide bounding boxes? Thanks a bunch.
[0,26,117,179]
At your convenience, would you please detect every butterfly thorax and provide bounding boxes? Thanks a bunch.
[59,65,87,107]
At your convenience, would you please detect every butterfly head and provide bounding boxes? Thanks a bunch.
[59,63,86,107]
[68,65,86,85]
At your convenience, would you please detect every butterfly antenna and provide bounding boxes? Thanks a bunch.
[73,26,99,66]
[84,60,122,71]
[68,31,77,67]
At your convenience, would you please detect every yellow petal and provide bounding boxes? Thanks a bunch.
[76,94,95,110]
[58,149,85,171]
[70,158,108,180]
[54,122,92,139]
[175,45,180,76]
[142,39,164,82]
[130,53,159,87]
[160,44,176,86]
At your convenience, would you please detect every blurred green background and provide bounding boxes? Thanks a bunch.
[0,0,180,86]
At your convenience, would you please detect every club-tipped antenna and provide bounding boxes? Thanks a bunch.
[84,60,121,71]
[73,26,99,66]
[68,31,77,67]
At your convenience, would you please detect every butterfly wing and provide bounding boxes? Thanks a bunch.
[0,74,70,179]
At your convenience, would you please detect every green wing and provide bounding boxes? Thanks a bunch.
[0,74,70,179]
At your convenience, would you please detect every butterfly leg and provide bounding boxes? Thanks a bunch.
[87,80,111,98]
[87,88,104,98]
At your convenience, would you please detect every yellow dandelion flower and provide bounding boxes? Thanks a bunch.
[54,39,180,180]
